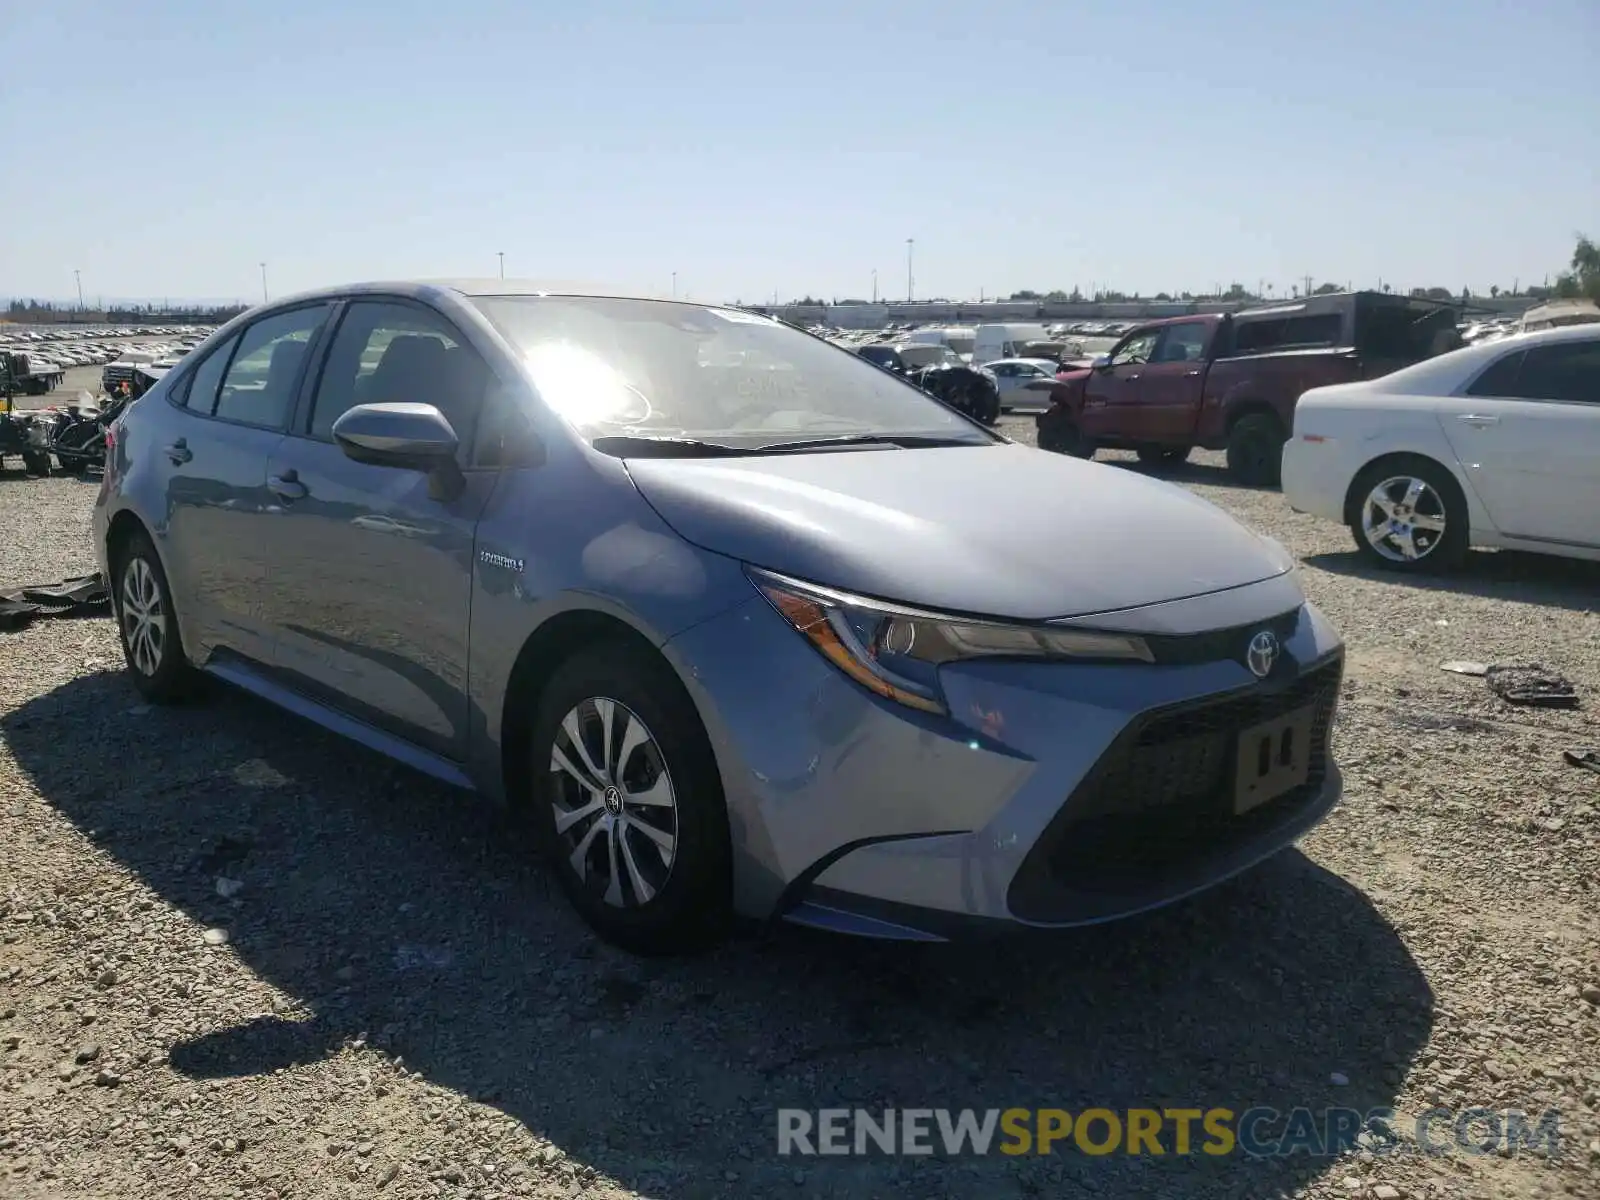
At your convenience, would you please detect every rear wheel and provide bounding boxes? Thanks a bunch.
[1347,458,1468,572]
[1226,413,1285,486]
[112,529,198,703]
[22,451,51,476]
[528,642,732,955]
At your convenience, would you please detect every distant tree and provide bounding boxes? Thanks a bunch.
[1154,292,1172,301]
[1222,283,1249,300]
[1008,290,1042,301]
[1489,285,1500,299]
[1563,233,1600,301]
[1312,282,1342,295]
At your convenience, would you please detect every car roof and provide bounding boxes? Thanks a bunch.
[258,278,684,308]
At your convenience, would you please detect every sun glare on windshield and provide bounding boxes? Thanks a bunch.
[521,341,652,427]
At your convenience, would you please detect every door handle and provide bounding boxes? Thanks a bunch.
[1456,414,1499,427]
[1125,373,1141,381]
[267,470,307,501]
[163,439,191,464]
[1184,369,1202,377]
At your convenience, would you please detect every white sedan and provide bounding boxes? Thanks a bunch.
[1283,325,1599,572]
[985,358,1062,412]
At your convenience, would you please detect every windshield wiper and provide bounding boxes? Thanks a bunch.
[591,435,754,458]
[753,434,986,453]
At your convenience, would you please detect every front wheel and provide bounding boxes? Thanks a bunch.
[22,451,52,476]
[1036,410,1095,458]
[1225,414,1285,486]
[528,642,733,955]
[1347,459,1468,572]
[113,530,198,702]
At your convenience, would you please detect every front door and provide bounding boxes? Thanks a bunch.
[1079,328,1159,439]
[1437,339,1600,550]
[261,299,499,759]
[1128,321,1213,442]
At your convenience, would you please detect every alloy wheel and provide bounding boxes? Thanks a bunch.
[120,557,166,676]
[1361,475,1449,562]
[549,697,679,909]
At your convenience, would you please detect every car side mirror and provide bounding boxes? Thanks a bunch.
[332,402,465,500]
[1092,355,1112,371]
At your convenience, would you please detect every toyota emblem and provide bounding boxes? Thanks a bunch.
[1246,630,1280,678]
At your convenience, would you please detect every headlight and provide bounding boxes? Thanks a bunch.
[749,568,1153,715]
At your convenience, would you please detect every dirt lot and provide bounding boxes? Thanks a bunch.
[1,430,1597,1200]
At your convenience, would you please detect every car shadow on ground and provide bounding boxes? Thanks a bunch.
[1095,454,1275,493]
[1304,548,1600,616]
[6,670,1433,1198]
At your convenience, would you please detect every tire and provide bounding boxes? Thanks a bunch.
[1225,413,1285,486]
[111,529,198,703]
[1346,457,1468,573]
[1036,410,1095,459]
[1136,445,1191,466]
[22,451,52,476]
[527,641,733,955]
[975,383,1000,425]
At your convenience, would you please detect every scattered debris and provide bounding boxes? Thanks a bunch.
[1563,749,1600,775]
[0,573,110,631]
[201,927,230,947]
[214,876,244,899]
[1485,663,1579,709]
[1439,660,1488,677]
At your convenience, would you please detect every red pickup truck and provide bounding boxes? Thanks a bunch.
[1034,292,1461,484]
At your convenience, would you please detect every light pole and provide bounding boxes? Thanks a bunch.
[74,270,85,310]
[871,269,878,304]
[259,263,268,303]
[672,272,677,299]
[498,251,505,280]
[906,238,914,302]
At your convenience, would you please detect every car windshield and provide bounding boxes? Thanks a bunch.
[471,296,992,448]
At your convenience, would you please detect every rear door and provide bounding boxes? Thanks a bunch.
[1079,327,1159,439]
[261,298,499,759]
[1437,338,1600,549]
[157,304,333,664]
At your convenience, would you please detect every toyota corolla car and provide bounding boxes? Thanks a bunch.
[94,280,1345,954]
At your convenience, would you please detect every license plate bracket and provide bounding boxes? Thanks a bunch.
[1233,704,1315,814]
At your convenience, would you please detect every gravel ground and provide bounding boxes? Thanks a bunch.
[1,428,1597,1200]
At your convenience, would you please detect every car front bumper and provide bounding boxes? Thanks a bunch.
[1281,437,1352,523]
[663,588,1346,941]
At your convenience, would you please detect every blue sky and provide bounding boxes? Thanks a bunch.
[3,0,1596,305]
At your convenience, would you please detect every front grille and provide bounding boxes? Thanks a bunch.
[1008,656,1342,922]
[1142,606,1302,669]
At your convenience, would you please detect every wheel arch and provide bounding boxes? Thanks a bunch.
[497,608,685,812]
[1341,450,1473,535]
[1224,399,1282,435]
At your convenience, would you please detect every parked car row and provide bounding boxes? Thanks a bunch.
[0,323,214,380]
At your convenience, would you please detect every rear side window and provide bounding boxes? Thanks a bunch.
[214,307,331,429]
[1511,342,1600,403]
[173,334,239,413]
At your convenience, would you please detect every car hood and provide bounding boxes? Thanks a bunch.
[623,443,1294,621]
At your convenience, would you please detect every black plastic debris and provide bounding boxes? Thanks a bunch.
[0,572,109,631]
[1563,749,1600,775]
[1485,664,1579,709]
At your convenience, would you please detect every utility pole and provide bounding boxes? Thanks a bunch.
[74,270,85,310]
[259,263,268,303]
[871,269,877,303]
[672,271,677,299]
[1302,274,1314,298]
[906,238,914,303]
[498,251,505,280]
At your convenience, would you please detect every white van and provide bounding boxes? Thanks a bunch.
[903,325,977,362]
[972,323,1049,366]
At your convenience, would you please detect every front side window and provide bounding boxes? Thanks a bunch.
[214,306,331,428]
[1109,331,1159,367]
[1513,342,1600,403]
[1155,323,1208,363]
[1464,349,1527,398]
[471,297,994,448]
[306,301,489,448]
